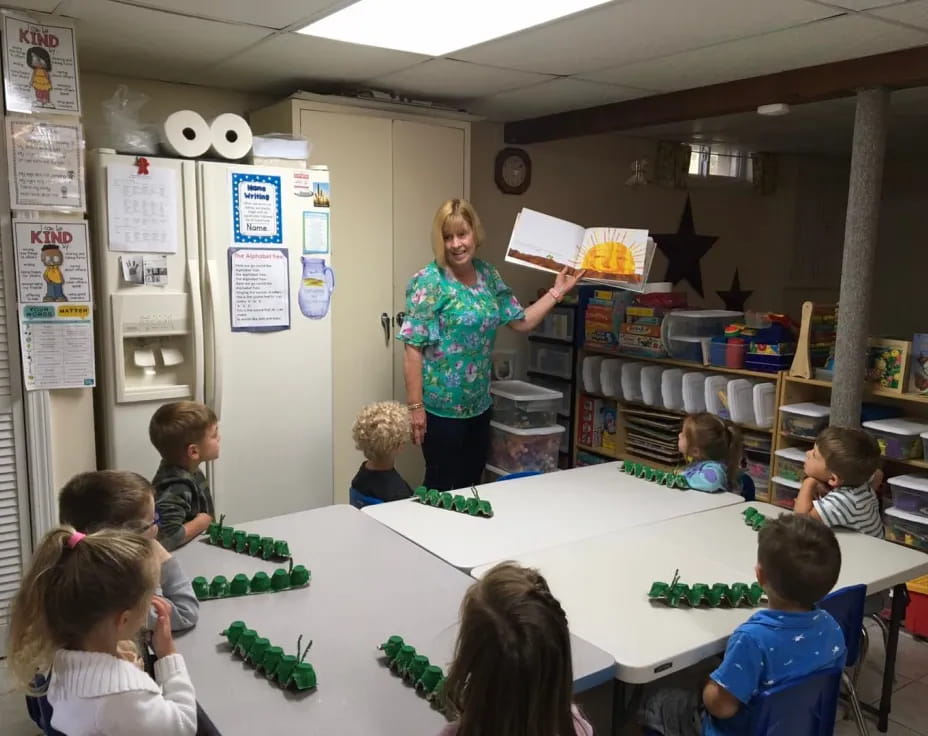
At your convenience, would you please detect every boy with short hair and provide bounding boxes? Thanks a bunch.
[795,425,884,538]
[351,401,413,502]
[149,400,219,551]
[640,514,846,735]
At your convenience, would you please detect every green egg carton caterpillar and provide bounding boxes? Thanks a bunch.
[220,621,316,692]
[619,459,690,489]
[378,635,448,714]
[412,486,493,518]
[648,569,765,608]
[204,514,291,561]
[192,559,311,601]
[742,506,768,531]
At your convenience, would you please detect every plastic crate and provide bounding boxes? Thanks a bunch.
[781,403,830,440]
[488,421,565,474]
[775,447,807,483]
[884,506,928,552]
[772,476,801,510]
[491,380,562,429]
[529,342,572,380]
[887,474,928,518]
[863,418,928,460]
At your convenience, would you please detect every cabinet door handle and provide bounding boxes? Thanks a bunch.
[395,311,406,328]
[381,312,391,346]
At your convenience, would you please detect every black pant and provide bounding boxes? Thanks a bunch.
[422,409,492,491]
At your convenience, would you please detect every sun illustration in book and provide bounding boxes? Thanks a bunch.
[580,229,645,282]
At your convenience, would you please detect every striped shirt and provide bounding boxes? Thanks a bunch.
[814,483,884,538]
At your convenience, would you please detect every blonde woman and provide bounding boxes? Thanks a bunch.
[351,400,413,503]
[398,199,583,491]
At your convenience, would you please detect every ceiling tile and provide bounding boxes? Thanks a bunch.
[453,0,837,75]
[869,0,928,28]
[61,0,271,80]
[369,59,552,99]
[581,14,928,91]
[196,33,428,94]
[818,0,908,9]
[108,0,340,30]
[467,78,655,121]
[5,1,62,11]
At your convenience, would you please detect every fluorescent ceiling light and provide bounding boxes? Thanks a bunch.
[297,0,613,56]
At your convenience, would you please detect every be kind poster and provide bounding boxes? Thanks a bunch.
[2,11,80,115]
[14,221,91,303]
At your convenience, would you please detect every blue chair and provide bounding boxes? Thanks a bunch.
[497,471,541,482]
[740,472,756,502]
[819,584,870,736]
[349,488,384,509]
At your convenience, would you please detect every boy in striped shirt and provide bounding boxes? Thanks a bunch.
[795,426,884,538]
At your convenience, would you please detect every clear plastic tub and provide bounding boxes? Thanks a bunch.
[754,481,771,503]
[775,447,807,482]
[528,375,572,416]
[488,421,565,474]
[863,418,928,460]
[533,306,574,341]
[529,342,572,379]
[491,380,562,429]
[887,474,928,517]
[780,403,830,439]
[884,506,928,552]
[771,476,801,510]
[663,310,742,361]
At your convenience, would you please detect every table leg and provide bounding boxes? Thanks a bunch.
[862,583,908,733]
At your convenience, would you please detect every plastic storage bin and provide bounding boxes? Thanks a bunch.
[780,403,830,439]
[488,421,565,474]
[533,306,574,341]
[663,310,742,361]
[528,376,571,417]
[490,381,563,429]
[775,447,807,482]
[529,342,572,380]
[863,418,928,460]
[884,506,928,552]
[887,474,928,517]
[771,476,801,509]
[709,338,746,369]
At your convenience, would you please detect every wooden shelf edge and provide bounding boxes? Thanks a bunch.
[785,374,928,405]
[580,344,783,380]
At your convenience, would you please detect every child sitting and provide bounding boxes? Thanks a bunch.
[795,426,884,538]
[640,514,846,735]
[438,562,593,736]
[8,527,197,736]
[351,401,413,502]
[149,400,219,551]
[678,412,744,493]
[58,470,199,632]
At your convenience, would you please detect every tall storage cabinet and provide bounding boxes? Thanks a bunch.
[249,94,473,501]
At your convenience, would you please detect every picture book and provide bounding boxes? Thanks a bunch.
[505,208,655,291]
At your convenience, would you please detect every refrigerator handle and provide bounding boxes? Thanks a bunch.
[206,259,224,418]
[188,258,205,403]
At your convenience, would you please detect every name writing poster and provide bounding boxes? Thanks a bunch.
[14,220,91,303]
[7,118,85,210]
[228,247,290,332]
[232,172,282,244]
[106,165,178,253]
[19,302,95,390]
[2,11,80,115]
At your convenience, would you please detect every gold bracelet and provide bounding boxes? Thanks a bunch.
[408,402,424,411]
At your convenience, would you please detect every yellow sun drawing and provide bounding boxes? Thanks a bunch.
[581,240,636,275]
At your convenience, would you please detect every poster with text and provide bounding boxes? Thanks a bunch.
[2,11,80,115]
[19,302,95,390]
[14,220,90,303]
[232,172,282,244]
[7,118,85,210]
[106,164,178,253]
[228,247,290,331]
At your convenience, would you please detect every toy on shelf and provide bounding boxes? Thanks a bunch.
[742,506,768,531]
[619,459,690,489]
[648,569,766,608]
[192,559,311,601]
[203,514,291,561]
[412,486,494,518]
[378,635,447,714]
[220,621,317,692]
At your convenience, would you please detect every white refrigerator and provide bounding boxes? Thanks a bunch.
[89,151,333,523]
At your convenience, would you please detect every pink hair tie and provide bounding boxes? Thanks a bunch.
[66,531,86,549]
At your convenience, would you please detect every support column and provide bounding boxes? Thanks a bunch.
[831,87,890,428]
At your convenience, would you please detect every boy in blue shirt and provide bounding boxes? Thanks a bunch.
[640,514,846,735]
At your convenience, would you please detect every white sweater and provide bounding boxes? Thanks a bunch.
[47,649,197,736]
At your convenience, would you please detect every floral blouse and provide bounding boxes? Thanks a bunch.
[398,259,525,419]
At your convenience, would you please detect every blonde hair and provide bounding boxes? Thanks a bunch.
[149,400,217,465]
[352,401,411,461]
[431,199,485,268]
[59,470,154,533]
[7,527,158,691]
[682,412,744,490]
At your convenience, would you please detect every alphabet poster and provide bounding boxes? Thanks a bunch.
[2,11,80,115]
[14,220,90,303]
[232,172,282,244]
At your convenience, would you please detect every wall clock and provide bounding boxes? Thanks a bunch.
[494,147,531,195]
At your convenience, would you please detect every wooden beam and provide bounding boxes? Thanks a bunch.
[504,45,928,144]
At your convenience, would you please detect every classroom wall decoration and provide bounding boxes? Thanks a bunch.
[1,10,81,115]
[652,195,718,297]
[13,221,90,303]
[6,118,85,211]
[716,268,753,312]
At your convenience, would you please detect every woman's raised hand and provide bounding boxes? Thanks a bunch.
[554,267,586,295]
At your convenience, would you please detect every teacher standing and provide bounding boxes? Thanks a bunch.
[398,199,583,491]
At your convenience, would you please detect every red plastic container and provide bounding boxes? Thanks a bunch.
[905,591,928,638]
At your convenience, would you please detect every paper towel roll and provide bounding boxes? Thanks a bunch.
[161,110,211,158]
[209,113,253,160]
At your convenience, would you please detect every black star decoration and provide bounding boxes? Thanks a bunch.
[717,268,753,312]
[652,196,718,297]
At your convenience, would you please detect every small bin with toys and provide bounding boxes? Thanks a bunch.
[774,447,807,483]
[863,418,928,460]
[887,474,928,517]
[884,506,928,552]
[780,402,830,440]
[490,380,563,429]
[771,476,801,510]
[489,421,565,474]
[905,575,928,638]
